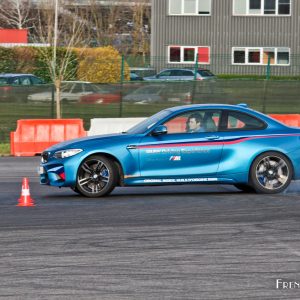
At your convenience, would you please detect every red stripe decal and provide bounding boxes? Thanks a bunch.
[137,134,300,149]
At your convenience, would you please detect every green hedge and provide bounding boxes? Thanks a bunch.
[218,74,300,80]
[0,47,17,73]
[0,46,126,83]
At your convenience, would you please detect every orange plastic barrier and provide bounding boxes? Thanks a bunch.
[10,119,87,156]
[268,114,300,127]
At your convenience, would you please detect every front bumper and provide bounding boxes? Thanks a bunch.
[39,150,84,187]
[40,165,66,186]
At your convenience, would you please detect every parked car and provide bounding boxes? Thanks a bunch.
[0,73,45,102]
[123,84,191,104]
[130,71,144,81]
[144,68,216,81]
[79,86,121,104]
[28,81,100,103]
[39,103,300,197]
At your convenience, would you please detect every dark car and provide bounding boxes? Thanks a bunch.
[144,68,216,81]
[0,73,45,102]
[123,84,191,104]
[130,71,144,81]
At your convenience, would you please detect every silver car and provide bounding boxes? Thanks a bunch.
[144,68,216,81]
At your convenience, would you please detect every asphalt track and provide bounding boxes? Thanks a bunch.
[0,157,300,300]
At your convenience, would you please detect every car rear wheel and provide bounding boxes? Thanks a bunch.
[76,155,117,198]
[250,152,292,194]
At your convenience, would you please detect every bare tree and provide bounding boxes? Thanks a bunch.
[33,0,87,119]
[82,0,150,55]
[131,1,150,57]
[0,0,35,29]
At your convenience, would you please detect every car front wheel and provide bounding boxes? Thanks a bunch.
[76,155,117,198]
[250,152,292,194]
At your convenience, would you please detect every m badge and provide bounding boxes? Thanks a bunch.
[169,156,181,161]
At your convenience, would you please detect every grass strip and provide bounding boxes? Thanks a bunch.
[0,143,10,156]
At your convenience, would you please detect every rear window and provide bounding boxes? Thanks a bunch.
[0,78,8,85]
[31,76,43,84]
[197,70,214,77]
[224,111,266,131]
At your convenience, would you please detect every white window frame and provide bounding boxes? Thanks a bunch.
[233,0,292,16]
[169,0,212,16]
[168,45,211,64]
[232,47,290,66]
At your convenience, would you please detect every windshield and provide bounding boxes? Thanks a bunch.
[126,109,171,134]
[131,86,163,95]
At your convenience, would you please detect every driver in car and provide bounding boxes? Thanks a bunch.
[186,113,205,133]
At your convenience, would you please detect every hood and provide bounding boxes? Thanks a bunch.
[28,92,51,100]
[46,133,136,152]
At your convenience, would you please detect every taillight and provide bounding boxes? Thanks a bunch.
[0,86,12,92]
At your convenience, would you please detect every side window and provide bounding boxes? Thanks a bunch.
[61,83,72,92]
[159,70,172,77]
[71,83,84,93]
[225,111,266,131]
[83,84,95,92]
[170,70,183,76]
[31,76,43,84]
[11,78,20,85]
[20,77,31,85]
[163,110,221,134]
[181,70,194,76]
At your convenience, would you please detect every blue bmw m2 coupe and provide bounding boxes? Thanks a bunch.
[40,104,300,197]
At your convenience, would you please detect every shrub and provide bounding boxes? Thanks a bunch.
[76,46,130,83]
[0,47,16,73]
[13,46,39,74]
[34,47,78,83]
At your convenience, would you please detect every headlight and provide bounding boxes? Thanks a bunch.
[53,149,83,159]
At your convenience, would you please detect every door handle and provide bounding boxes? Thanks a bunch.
[126,145,137,150]
[205,135,220,140]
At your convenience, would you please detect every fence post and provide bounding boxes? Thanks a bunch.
[266,53,271,80]
[119,55,125,117]
[194,54,199,80]
[51,84,55,118]
[191,54,199,103]
[262,53,271,113]
[121,55,125,84]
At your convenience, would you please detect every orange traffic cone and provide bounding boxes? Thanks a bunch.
[17,177,35,207]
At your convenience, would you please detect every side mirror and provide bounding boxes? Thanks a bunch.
[152,125,168,136]
[156,75,160,78]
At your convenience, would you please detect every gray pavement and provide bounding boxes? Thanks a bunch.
[0,157,300,299]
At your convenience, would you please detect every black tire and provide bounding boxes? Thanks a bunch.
[70,186,82,195]
[76,155,118,198]
[234,184,255,193]
[250,151,292,194]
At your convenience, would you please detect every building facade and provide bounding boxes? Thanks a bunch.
[151,0,299,75]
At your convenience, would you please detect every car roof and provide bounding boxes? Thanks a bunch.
[160,68,210,72]
[167,104,258,113]
[165,104,286,128]
[62,81,91,84]
[0,73,35,77]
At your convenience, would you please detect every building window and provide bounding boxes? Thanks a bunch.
[232,47,290,65]
[170,47,181,62]
[233,0,291,15]
[248,49,261,63]
[169,0,211,15]
[169,46,210,64]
